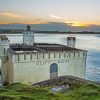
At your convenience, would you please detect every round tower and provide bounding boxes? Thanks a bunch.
[0,35,10,58]
[23,25,34,46]
[0,35,10,85]
[67,37,76,48]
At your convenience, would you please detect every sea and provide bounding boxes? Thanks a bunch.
[0,33,100,83]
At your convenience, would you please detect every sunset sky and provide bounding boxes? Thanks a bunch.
[0,0,100,26]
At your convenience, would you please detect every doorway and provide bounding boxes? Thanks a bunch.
[50,63,58,79]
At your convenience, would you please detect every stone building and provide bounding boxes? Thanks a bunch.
[0,26,87,85]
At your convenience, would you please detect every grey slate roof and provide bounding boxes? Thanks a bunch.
[10,43,87,52]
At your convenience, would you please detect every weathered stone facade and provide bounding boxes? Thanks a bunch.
[2,46,87,84]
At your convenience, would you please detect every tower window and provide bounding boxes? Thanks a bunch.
[4,48,6,54]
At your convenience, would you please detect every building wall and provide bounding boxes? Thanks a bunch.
[5,50,87,85]
[1,52,14,84]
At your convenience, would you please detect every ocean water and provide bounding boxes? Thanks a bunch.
[1,33,100,83]
[86,51,100,82]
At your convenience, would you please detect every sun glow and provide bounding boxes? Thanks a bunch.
[71,23,89,26]
[65,21,90,27]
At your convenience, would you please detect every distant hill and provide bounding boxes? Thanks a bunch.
[0,22,100,32]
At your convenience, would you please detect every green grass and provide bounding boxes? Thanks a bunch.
[0,83,99,100]
[59,83,100,100]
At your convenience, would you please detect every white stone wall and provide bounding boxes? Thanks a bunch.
[6,50,87,84]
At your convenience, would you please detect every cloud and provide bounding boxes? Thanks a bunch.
[49,14,67,20]
[1,12,27,19]
[49,15,62,19]
[0,12,47,24]
[25,18,47,24]
[49,15,90,26]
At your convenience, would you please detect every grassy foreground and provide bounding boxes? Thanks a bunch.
[0,83,100,100]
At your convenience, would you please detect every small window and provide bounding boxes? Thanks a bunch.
[18,54,20,61]
[54,52,55,58]
[30,53,32,60]
[83,52,85,56]
[74,51,75,57]
[43,52,44,59]
[24,54,26,60]
[48,52,50,59]
[59,52,61,58]
[78,52,80,57]
[37,53,38,60]
[69,53,70,58]
[4,48,6,54]
[64,52,66,58]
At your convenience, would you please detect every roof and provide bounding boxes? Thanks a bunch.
[10,43,87,53]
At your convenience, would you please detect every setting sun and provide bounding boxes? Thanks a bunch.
[65,21,90,27]
[71,22,89,27]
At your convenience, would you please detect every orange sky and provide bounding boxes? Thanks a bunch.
[0,0,100,26]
